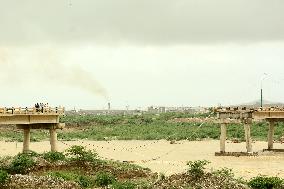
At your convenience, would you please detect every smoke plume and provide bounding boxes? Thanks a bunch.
[0,46,108,99]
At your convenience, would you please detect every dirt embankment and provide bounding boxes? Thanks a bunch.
[1,140,284,179]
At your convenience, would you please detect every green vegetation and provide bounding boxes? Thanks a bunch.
[43,151,65,162]
[0,145,153,188]
[1,113,284,142]
[60,113,284,141]
[0,146,284,188]
[9,153,36,174]
[248,176,284,189]
[0,156,13,171]
[0,129,50,142]
[187,160,210,178]
[65,145,98,164]
[48,171,94,188]
[58,114,284,141]
[0,170,9,185]
[212,167,235,178]
[94,171,116,187]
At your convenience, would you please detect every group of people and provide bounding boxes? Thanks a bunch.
[35,103,49,113]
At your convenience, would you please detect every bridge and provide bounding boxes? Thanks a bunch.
[215,107,284,156]
[0,107,65,153]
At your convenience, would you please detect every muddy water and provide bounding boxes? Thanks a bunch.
[1,140,284,179]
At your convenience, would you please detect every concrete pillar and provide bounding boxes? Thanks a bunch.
[50,128,58,152]
[244,124,252,153]
[23,127,30,153]
[268,121,275,150]
[220,123,227,152]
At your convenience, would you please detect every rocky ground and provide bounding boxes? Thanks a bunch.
[2,174,79,189]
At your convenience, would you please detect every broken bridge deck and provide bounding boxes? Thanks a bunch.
[0,107,65,153]
[215,107,284,156]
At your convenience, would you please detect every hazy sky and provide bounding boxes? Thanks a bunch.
[0,0,284,109]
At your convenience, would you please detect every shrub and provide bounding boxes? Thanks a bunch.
[9,153,35,174]
[26,151,39,157]
[187,160,210,178]
[0,170,9,185]
[43,151,65,162]
[157,172,166,181]
[95,171,116,187]
[48,171,77,181]
[248,176,284,189]
[0,156,13,170]
[78,175,94,188]
[111,181,136,189]
[141,117,153,124]
[65,145,98,163]
[212,167,234,178]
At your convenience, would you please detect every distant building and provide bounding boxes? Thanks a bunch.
[66,109,144,116]
[147,106,209,114]
[147,106,166,113]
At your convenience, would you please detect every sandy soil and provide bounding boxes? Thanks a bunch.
[1,140,284,179]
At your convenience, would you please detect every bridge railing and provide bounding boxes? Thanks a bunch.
[0,107,65,115]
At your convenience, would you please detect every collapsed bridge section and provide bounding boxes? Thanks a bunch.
[0,107,65,153]
[215,107,284,156]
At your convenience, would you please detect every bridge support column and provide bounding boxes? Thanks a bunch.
[23,127,31,153]
[220,123,227,153]
[50,128,58,152]
[268,121,275,150]
[244,124,252,153]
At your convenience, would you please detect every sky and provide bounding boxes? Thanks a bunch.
[0,0,284,110]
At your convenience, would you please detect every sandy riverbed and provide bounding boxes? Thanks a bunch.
[1,140,284,179]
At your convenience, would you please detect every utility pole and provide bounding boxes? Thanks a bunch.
[260,88,263,108]
[260,73,268,108]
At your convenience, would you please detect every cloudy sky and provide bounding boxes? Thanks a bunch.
[0,0,284,110]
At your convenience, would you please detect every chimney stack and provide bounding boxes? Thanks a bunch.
[108,102,111,111]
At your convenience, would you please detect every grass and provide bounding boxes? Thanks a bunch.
[58,120,284,142]
[1,113,284,142]
[0,129,49,142]
[48,171,95,188]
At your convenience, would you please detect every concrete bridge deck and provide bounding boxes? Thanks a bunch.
[0,107,65,153]
[215,107,284,156]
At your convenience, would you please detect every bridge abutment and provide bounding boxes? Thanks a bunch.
[1,107,64,153]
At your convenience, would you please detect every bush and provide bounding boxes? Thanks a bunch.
[187,160,210,178]
[26,151,39,157]
[0,170,9,185]
[212,167,234,178]
[111,181,136,189]
[78,175,94,188]
[158,172,166,181]
[49,171,77,181]
[248,176,284,189]
[0,156,13,170]
[43,151,65,162]
[65,145,98,163]
[95,171,116,187]
[9,153,35,174]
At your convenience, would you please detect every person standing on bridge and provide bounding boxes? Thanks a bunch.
[40,103,44,113]
[35,103,40,112]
